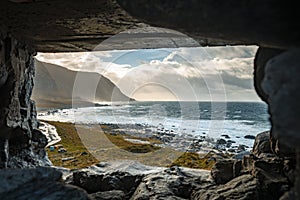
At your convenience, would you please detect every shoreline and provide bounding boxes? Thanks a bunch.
[41,121,244,170]
[40,120,254,155]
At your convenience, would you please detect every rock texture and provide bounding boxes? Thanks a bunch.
[68,160,211,200]
[0,30,51,168]
[254,47,284,102]
[1,1,300,199]
[252,131,273,156]
[262,49,300,147]
[192,132,294,200]
[1,0,299,52]
[0,167,90,200]
[261,48,300,198]
[117,0,300,49]
[0,0,201,52]
[131,166,211,200]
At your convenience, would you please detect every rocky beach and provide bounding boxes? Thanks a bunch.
[4,120,294,200]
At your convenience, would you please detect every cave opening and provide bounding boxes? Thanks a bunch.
[31,43,270,170]
[1,0,299,198]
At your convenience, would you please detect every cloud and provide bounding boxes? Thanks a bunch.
[35,45,259,101]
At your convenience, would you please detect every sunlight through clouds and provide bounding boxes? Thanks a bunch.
[35,46,259,101]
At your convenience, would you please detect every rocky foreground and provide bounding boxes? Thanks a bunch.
[0,131,296,200]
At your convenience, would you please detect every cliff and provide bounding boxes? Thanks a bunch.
[32,60,132,109]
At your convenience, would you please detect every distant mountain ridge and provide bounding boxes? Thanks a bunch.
[32,60,132,109]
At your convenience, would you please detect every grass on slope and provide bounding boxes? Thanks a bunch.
[45,121,99,169]
[44,121,216,170]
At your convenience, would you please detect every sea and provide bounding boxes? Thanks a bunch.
[37,101,270,150]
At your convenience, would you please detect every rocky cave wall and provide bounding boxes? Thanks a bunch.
[0,1,300,199]
[0,28,50,168]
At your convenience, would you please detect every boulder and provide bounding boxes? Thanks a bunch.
[193,154,290,200]
[192,175,259,200]
[72,160,165,198]
[252,131,272,156]
[254,47,284,102]
[244,135,256,140]
[131,166,211,200]
[0,167,90,200]
[216,138,227,145]
[262,49,300,148]
[89,190,125,200]
[211,159,235,184]
[70,161,211,200]
[73,168,143,196]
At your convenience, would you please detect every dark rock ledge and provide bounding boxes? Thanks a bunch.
[192,131,295,200]
[0,132,296,200]
[0,167,89,200]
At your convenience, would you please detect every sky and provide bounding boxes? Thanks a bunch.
[35,45,260,102]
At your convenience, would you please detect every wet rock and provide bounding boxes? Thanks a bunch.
[216,138,226,145]
[227,140,236,144]
[244,135,256,140]
[227,148,236,153]
[0,167,90,200]
[238,144,248,152]
[221,134,230,139]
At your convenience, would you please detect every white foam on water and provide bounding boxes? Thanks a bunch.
[37,104,270,149]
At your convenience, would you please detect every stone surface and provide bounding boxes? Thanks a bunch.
[252,131,272,156]
[254,47,284,102]
[131,166,211,200]
[192,174,259,200]
[72,161,164,198]
[193,155,290,199]
[1,1,299,199]
[211,159,235,184]
[192,132,293,200]
[118,0,300,49]
[1,0,299,52]
[89,190,125,200]
[254,48,296,156]
[0,30,51,168]
[0,0,201,52]
[69,160,211,200]
[0,167,90,200]
[261,47,300,199]
[262,49,300,147]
